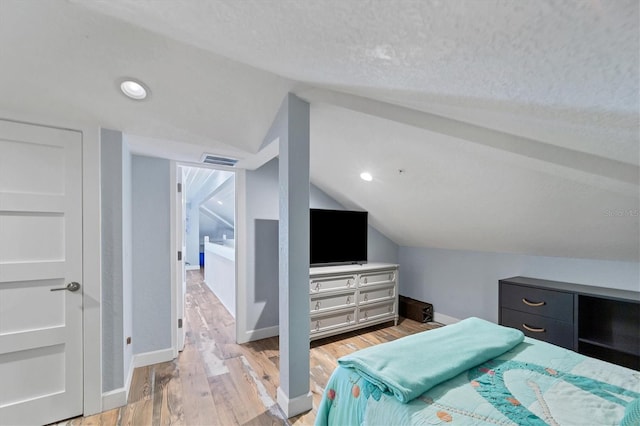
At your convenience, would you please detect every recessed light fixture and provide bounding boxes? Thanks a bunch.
[120,79,148,100]
[360,172,373,182]
[217,200,223,205]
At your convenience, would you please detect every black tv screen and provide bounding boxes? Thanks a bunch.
[310,208,368,266]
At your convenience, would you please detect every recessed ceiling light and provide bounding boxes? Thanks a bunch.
[217,200,223,205]
[360,172,373,182]
[120,79,148,100]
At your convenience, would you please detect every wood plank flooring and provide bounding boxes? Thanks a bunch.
[57,270,440,426]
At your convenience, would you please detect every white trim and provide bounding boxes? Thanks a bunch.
[276,388,312,418]
[244,325,279,342]
[124,356,135,398]
[101,356,135,411]
[172,162,244,349]
[170,161,178,359]
[186,264,200,271]
[235,170,248,344]
[433,312,461,325]
[0,110,103,417]
[133,348,175,368]
[101,388,127,411]
[82,125,103,416]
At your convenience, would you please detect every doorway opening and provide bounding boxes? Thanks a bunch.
[174,163,237,353]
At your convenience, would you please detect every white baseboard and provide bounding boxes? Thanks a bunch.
[277,387,312,418]
[186,264,200,271]
[244,325,279,342]
[133,348,175,368]
[103,349,173,411]
[433,312,461,325]
[124,356,134,397]
[101,356,135,410]
[102,387,127,411]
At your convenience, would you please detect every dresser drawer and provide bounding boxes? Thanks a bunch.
[310,291,356,314]
[359,284,395,305]
[310,274,357,293]
[359,269,396,287]
[500,282,573,322]
[310,308,356,334]
[501,308,574,349]
[359,301,395,323]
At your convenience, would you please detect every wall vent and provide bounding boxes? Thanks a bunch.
[201,154,238,167]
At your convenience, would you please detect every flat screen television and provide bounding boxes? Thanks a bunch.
[310,208,368,266]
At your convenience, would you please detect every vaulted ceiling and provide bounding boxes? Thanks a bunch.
[0,0,638,261]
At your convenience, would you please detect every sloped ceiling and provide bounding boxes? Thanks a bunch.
[183,166,235,226]
[0,0,638,261]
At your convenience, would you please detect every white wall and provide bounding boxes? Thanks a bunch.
[132,155,172,354]
[399,246,640,323]
[185,201,200,267]
[204,242,236,316]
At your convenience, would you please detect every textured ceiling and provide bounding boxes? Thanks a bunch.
[0,0,295,156]
[0,0,638,261]
[75,0,639,162]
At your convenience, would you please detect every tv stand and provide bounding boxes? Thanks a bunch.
[309,263,399,341]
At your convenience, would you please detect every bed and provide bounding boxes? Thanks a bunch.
[315,317,640,426]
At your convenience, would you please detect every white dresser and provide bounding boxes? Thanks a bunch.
[309,262,399,341]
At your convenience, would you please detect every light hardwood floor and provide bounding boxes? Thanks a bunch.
[57,270,439,425]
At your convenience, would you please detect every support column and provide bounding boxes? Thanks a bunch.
[276,93,312,417]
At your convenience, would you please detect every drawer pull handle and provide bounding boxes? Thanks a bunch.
[315,320,320,331]
[346,279,352,287]
[388,273,393,281]
[522,323,545,333]
[522,298,545,307]
[346,314,351,322]
[363,277,368,284]
[315,301,320,311]
[346,296,351,304]
[364,294,368,301]
[313,282,321,291]
[388,289,392,296]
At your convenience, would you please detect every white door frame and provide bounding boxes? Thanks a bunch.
[0,110,103,416]
[170,161,244,352]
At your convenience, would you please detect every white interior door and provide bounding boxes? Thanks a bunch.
[177,166,186,351]
[0,120,83,425]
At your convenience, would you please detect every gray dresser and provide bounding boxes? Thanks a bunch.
[499,276,640,370]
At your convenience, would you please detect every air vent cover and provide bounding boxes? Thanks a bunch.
[201,154,238,167]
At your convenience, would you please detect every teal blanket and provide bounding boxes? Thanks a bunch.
[337,317,524,403]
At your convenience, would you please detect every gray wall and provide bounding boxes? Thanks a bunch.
[243,157,399,334]
[122,136,133,381]
[199,211,234,243]
[132,155,172,354]
[246,158,280,333]
[100,129,133,392]
[399,246,640,323]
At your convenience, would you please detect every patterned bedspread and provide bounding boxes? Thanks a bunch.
[316,337,640,425]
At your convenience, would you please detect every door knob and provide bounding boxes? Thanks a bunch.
[51,282,81,292]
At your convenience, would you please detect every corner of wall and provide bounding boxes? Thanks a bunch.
[101,356,135,411]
